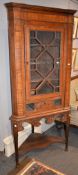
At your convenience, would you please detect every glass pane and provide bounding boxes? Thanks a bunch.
[26,103,35,111]
[53,98,62,106]
[30,30,61,96]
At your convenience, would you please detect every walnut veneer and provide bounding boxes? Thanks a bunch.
[5,2,76,166]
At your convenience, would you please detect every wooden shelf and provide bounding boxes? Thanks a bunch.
[19,133,64,154]
[71,75,78,80]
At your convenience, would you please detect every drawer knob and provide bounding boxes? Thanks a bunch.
[67,63,70,66]
[14,124,17,128]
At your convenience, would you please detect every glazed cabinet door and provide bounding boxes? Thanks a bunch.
[25,22,67,116]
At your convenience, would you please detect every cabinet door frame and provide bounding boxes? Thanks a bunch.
[25,22,67,105]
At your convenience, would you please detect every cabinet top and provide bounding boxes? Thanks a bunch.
[5,2,76,15]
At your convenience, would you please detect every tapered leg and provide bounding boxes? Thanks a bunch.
[64,123,69,151]
[32,125,34,133]
[55,121,63,129]
[13,123,19,166]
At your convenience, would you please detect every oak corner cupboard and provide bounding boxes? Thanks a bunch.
[5,2,75,165]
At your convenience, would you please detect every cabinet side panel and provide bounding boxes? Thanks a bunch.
[8,10,17,114]
[14,27,25,116]
[8,10,25,116]
[65,17,73,107]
